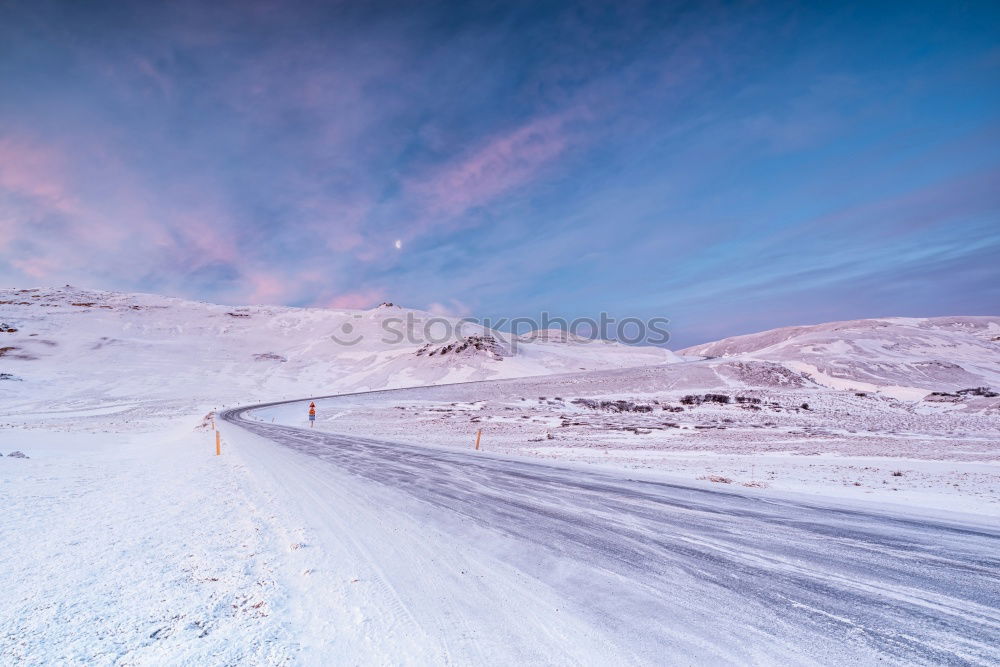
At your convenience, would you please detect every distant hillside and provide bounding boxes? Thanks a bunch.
[0,287,679,409]
[680,316,1000,400]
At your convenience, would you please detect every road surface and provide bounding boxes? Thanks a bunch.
[222,397,1000,665]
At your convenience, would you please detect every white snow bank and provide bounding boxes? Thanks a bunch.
[0,417,297,664]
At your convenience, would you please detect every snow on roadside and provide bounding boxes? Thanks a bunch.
[1,397,630,664]
[216,416,628,664]
[264,367,1000,519]
[0,286,683,663]
[0,415,298,664]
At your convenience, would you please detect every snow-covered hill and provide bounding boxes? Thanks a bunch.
[0,286,679,409]
[680,316,1000,401]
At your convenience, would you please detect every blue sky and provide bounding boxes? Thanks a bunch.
[1,0,998,346]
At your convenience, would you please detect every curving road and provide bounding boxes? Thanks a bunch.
[223,396,1000,665]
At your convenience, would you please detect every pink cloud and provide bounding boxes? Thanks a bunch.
[296,195,370,253]
[167,206,243,267]
[0,131,254,287]
[426,299,471,317]
[8,255,62,280]
[133,57,174,98]
[343,113,579,264]
[244,272,298,304]
[0,137,80,215]
[407,112,575,222]
[326,288,385,309]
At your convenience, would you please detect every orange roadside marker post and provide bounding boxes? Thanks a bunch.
[215,430,221,456]
[475,429,482,450]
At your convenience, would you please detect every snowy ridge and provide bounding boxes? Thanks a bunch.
[680,316,1000,400]
[0,286,678,409]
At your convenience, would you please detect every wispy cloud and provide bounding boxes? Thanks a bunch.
[407,112,576,221]
[0,136,80,216]
[0,0,997,343]
[326,288,385,309]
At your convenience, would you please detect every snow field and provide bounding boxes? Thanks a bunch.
[217,417,633,664]
[1,400,634,664]
[231,405,1000,664]
[0,413,300,664]
[269,371,1000,519]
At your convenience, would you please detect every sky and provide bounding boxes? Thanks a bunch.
[1,0,998,347]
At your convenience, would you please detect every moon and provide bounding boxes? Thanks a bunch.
[394,239,402,250]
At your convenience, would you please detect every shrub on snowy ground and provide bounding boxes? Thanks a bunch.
[7,451,29,458]
[571,398,653,412]
[681,393,731,405]
[253,352,287,362]
[929,387,999,399]
[957,387,999,397]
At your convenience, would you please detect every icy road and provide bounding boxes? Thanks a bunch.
[223,400,1000,665]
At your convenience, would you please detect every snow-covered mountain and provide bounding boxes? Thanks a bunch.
[0,286,679,408]
[4,287,995,410]
[680,316,1000,400]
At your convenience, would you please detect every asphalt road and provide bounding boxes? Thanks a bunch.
[223,401,1000,665]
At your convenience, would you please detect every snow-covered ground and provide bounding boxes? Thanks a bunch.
[680,315,1000,400]
[0,411,299,663]
[0,286,677,663]
[224,407,1000,664]
[3,287,999,663]
[262,358,1000,517]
